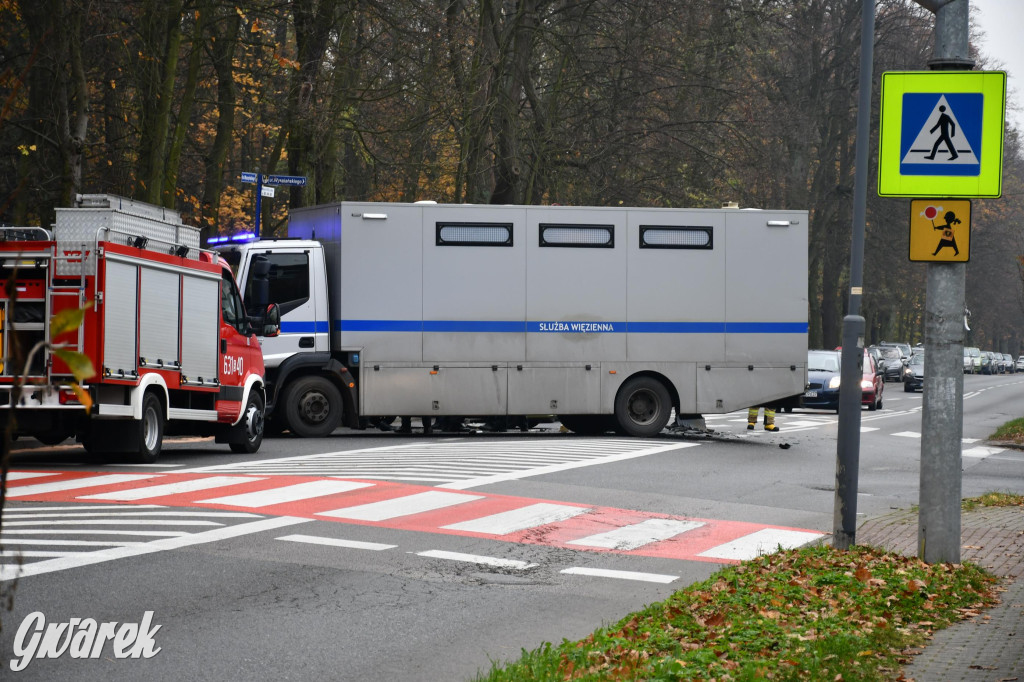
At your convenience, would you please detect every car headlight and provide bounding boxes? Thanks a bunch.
[829,376,841,389]
[861,379,873,389]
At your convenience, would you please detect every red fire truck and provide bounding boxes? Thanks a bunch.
[0,195,275,461]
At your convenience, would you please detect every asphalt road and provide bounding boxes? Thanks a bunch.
[2,372,1023,681]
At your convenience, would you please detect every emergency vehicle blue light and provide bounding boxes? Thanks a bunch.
[231,232,256,242]
[206,236,229,244]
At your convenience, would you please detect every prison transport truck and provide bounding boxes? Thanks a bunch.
[221,202,808,438]
[0,194,271,461]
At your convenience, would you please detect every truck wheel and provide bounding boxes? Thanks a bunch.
[614,376,672,437]
[230,392,265,453]
[283,376,343,438]
[134,392,164,463]
[558,415,613,435]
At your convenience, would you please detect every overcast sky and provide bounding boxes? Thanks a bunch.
[969,0,1023,131]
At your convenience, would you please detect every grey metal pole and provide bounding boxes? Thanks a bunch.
[833,0,874,550]
[918,0,971,564]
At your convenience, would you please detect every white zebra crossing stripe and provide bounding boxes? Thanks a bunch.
[7,472,59,481]
[7,474,160,497]
[317,490,484,521]
[277,534,396,551]
[560,567,678,583]
[1,516,310,582]
[567,519,705,551]
[77,476,265,501]
[962,446,1003,459]
[698,528,825,561]
[198,480,374,507]
[443,503,590,535]
[416,550,537,570]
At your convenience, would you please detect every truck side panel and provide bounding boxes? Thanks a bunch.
[140,266,181,367]
[422,205,526,362]
[181,274,219,382]
[102,260,138,376]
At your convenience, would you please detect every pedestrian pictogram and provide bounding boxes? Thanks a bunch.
[899,94,981,173]
[908,199,970,262]
[879,71,1005,198]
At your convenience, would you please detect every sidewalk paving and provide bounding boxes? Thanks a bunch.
[857,505,1024,681]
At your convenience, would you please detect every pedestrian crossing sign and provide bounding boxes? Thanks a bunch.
[909,199,970,262]
[879,71,1005,198]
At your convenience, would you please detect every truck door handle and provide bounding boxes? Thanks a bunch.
[299,337,314,348]
[221,339,227,353]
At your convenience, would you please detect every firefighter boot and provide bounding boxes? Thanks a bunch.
[747,407,758,430]
[764,408,779,432]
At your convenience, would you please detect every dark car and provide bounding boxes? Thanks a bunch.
[802,349,882,412]
[903,353,924,392]
[877,346,905,382]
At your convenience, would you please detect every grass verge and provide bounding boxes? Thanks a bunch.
[477,531,1005,680]
[989,417,1024,446]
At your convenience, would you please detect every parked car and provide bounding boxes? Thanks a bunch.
[802,349,882,412]
[1003,353,1014,374]
[862,351,884,410]
[867,346,885,375]
[1016,355,1024,372]
[966,346,982,373]
[979,350,993,374]
[963,349,974,374]
[879,341,913,359]
[877,346,905,382]
[904,353,924,392]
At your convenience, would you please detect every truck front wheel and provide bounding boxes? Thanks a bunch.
[283,376,343,438]
[614,376,672,437]
[229,391,265,453]
[135,392,164,463]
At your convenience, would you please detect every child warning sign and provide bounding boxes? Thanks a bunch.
[909,199,970,262]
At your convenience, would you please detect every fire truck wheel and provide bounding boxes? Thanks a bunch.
[134,392,164,463]
[614,376,672,437]
[283,376,343,438]
[230,392,265,453]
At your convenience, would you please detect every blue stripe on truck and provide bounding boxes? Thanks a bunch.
[321,320,808,334]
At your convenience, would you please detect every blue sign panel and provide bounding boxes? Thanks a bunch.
[899,92,983,177]
[241,172,258,184]
[265,175,307,187]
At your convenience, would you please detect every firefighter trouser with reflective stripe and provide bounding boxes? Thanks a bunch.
[748,407,775,427]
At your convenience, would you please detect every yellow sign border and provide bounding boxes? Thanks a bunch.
[908,199,970,262]
[878,71,1005,198]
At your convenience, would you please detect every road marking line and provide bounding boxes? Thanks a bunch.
[0,504,166,511]
[198,480,374,507]
[1,516,310,581]
[1,551,81,558]
[317,490,484,521]
[416,549,537,570]
[892,431,921,438]
[7,472,59,481]
[962,446,1003,459]
[961,438,980,443]
[560,567,678,583]
[78,475,263,501]
[276,534,396,551]
[1,539,150,547]
[3,511,260,519]
[7,474,160,497]
[566,519,705,550]
[2,519,225,527]
[698,528,824,561]
[2,530,191,538]
[443,503,590,535]
[860,427,879,433]
[442,442,697,490]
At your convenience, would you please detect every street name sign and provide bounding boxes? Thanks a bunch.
[878,71,1005,198]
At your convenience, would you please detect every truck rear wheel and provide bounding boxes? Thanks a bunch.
[229,391,265,453]
[614,376,672,437]
[283,376,343,438]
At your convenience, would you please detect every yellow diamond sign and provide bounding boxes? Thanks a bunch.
[909,199,970,262]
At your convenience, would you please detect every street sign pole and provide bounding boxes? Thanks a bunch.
[917,0,971,565]
[255,174,263,239]
[833,0,874,550]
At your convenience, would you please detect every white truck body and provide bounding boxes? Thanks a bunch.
[227,202,808,437]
